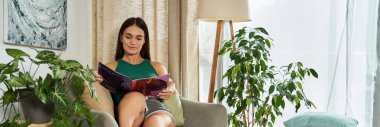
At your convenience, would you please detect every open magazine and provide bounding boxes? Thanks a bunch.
[97,62,169,98]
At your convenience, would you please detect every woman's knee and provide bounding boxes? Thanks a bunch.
[143,112,174,127]
[118,92,146,112]
[117,92,147,126]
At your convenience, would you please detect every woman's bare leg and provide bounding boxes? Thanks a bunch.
[143,112,174,127]
[118,92,146,127]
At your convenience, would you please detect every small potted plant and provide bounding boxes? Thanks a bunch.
[215,27,318,127]
[0,48,97,126]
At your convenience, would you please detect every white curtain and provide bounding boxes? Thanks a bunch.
[198,0,379,126]
[372,0,380,126]
[325,0,377,127]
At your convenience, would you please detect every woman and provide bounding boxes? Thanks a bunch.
[93,17,175,127]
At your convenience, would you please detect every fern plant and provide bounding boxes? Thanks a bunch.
[0,48,97,127]
[215,27,318,127]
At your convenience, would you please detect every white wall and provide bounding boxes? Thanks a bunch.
[0,0,93,120]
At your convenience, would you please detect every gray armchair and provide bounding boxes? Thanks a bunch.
[80,82,227,127]
[89,97,227,127]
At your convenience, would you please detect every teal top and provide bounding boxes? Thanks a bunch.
[112,59,158,106]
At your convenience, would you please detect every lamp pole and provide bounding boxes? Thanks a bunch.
[208,20,234,103]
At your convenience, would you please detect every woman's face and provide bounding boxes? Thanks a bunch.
[121,25,145,56]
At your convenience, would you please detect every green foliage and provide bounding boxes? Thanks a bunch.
[0,48,97,127]
[216,27,318,127]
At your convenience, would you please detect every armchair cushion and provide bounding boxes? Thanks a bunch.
[163,89,185,126]
[179,97,227,127]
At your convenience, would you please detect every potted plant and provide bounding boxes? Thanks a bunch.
[215,27,318,127]
[0,48,98,126]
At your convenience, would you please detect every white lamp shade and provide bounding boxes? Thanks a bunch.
[198,0,250,22]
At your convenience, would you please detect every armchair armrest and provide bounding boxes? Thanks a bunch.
[180,97,227,127]
[82,110,118,127]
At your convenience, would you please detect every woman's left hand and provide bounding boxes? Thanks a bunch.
[159,86,174,100]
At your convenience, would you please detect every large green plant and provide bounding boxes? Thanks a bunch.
[0,48,97,127]
[216,27,318,127]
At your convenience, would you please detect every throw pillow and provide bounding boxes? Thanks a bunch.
[283,112,358,127]
[163,89,185,126]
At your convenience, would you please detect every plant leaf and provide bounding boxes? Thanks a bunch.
[0,63,7,72]
[35,50,56,61]
[255,27,269,35]
[260,59,266,71]
[2,91,18,105]
[238,40,248,47]
[291,71,296,79]
[0,75,6,83]
[5,75,26,87]
[217,89,225,102]
[53,66,67,79]
[253,35,264,41]
[296,91,303,100]
[64,60,83,70]
[295,81,303,90]
[34,79,48,104]
[280,99,285,109]
[5,48,30,58]
[24,72,35,86]
[309,69,318,78]
[297,62,303,69]
[231,64,241,79]
[82,66,97,83]
[295,103,301,112]
[269,85,275,94]
[249,32,255,39]
[299,68,305,78]
[265,39,271,48]
[51,85,67,107]
[287,63,293,71]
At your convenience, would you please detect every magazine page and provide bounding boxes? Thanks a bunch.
[131,74,169,98]
[98,62,170,97]
[98,62,132,94]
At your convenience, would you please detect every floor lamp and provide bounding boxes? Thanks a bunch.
[198,0,250,103]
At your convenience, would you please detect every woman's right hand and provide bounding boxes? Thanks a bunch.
[92,70,103,83]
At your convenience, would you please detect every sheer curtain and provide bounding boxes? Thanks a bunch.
[168,0,200,100]
[372,0,380,126]
[199,0,378,126]
[198,21,247,102]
